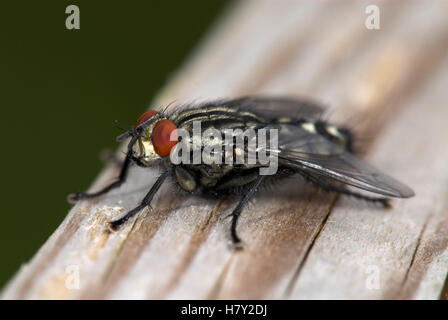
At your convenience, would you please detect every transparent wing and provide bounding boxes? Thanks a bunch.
[274,124,414,198]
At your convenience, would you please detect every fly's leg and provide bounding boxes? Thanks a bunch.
[327,184,391,208]
[109,167,172,230]
[307,175,391,208]
[68,151,132,203]
[228,175,266,246]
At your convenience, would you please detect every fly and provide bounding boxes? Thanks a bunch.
[68,96,414,246]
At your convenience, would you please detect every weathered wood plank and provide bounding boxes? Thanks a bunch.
[2,0,448,299]
[289,58,448,299]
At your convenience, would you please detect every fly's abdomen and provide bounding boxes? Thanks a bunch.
[274,117,355,153]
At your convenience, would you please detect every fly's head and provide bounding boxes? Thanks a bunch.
[128,110,178,167]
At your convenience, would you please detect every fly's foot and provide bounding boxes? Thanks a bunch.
[230,238,244,251]
[380,198,392,209]
[67,192,86,204]
[109,218,126,232]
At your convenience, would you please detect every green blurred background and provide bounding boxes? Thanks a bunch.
[0,0,228,288]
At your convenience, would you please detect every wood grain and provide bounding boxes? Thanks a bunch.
[3,0,448,299]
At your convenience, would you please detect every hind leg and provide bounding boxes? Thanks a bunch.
[306,174,391,208]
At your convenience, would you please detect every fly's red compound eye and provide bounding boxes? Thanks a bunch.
[135,110,158,128]
[152,119,178,157]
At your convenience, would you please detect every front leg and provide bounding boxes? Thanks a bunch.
[109,166,173,230]
[68,151,132,203]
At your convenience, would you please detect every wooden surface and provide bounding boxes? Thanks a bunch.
[3,0,448,299]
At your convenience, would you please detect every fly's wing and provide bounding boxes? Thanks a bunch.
[222,96,325,121]
[274,124,414,198]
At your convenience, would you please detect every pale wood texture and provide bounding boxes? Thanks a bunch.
[3,0,448,299]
